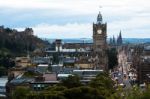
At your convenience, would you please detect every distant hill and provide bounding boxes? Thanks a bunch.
[0,26,48,56]
[44,38,92,43]
[0,26,50,75]
[123,38,150,44]
[44,38,150,44]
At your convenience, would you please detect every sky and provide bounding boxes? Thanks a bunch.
[0,0,150,38]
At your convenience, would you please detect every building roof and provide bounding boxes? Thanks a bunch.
[0,77,8,87]
[51,64,63,67]
[43,73,57,81]
[73,69,103,72]
[10,78,34,85]
[38,64,49,67]
[0,94,6,97]
[30,81,59,84]
[57,74,73,78]
[144,45,150,51]
[63,58,75,63]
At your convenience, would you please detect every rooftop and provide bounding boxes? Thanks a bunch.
[0,77,8,87]
[43,73,57,81]
[57,74,73,77]
[38,64,49,67]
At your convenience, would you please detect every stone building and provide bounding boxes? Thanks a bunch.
[45,11,108,71]
[138,45,150,84]
[131,44,150,84]
[93,12,108,70]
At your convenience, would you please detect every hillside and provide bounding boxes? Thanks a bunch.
[0,26,48,56]
[0,26,49,75]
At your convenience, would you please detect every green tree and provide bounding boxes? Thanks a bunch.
[89,72,115,97]
[12,86,30,99]
[63,86,104,99]
[141,85,150,99]
[27,92,66,99]
[110,85,143,99]
[60,75,82,88]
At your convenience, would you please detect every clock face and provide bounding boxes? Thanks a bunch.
[97,29,102,34]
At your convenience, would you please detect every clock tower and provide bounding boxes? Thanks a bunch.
[93,11,108,70]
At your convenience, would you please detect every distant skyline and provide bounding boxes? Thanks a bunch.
[0,0,150,38]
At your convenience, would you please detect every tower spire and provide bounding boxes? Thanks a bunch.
[117,30,123,45]
[119,30,122,38]
[97,11,103,24]
[113,35,116,45]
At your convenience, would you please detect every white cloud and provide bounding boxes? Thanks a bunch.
[1,0,150,38]
[17,23,92,38]
[1,0,149,15]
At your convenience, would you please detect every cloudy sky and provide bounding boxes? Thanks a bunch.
[0,0,150,38]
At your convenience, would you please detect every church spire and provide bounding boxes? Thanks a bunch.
[119,30,122,38]
[97,11,103,24]
[117,30,123,45]
[112,35,116,45]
